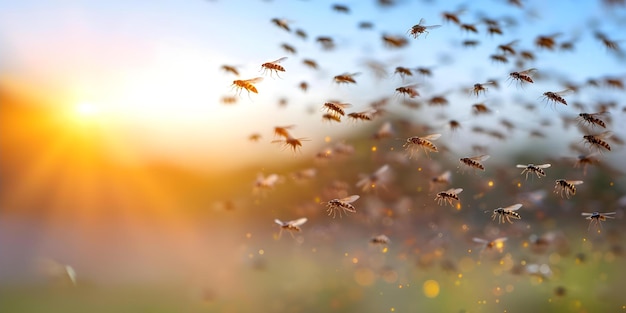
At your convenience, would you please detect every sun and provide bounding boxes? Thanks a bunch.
[75,102,101,118]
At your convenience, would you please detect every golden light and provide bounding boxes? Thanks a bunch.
[75,102,100,118]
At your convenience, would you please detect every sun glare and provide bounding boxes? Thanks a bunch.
[75,102,101,119]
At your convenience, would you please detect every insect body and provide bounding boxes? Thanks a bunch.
[261,57,287,77]
[272,136,309,153]
[574,152,599,175]
[271,18,291,32]
[542,89,571,106]
[491,203,522,224]
[232,77,263,95]
[347,110,376,122]
[578,112,608,128]
[554,179,583,198]
[334,73,360,84]
[370,234,391,245]
[221,64,240,76]
[509,68,536,85]
[583,131,612,152]
[323,101,352,117]
[581,212,616,232]
[430,170,451,191]
[434,188,463,207]
[516,163,551,179]
[470,81,497,97]
[275,218,308,239]
[460,154,490,171]
[325,195,360,218]
[408,18,441,39]
[395,84,420,98]
[403,134,441,158]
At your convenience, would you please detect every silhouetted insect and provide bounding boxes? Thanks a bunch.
[382,34,409,48]
[441,9,464,24]
[280,43,296,54]
[232,77,263,95]
[302,59,319,70]
[248,133,262,142]
[460,154,490,171]
[261,57,287,77]
[274,125,295,138]
[370,234,391,245]
[498,40,519,55]
[295,29,307,40]
[275,218,308,239]
[332,4,350,13]
[347,110,376,121]
[583,131,613,152]
[460,23,478,33]
[272,136,309,153]
[470,81,497,97]
[221,64,240,76]
[271,18,292,32]
[396,84,420,98]
[403,134,441,158]
[581,212,616,232]
[316,36,335,50]
[554,179,583,198]
[594,31,622,51]
[472,103,491,115]
[408,18,441,39]
[516,163,551,179]
[326,195,360,218]
[535,33,561,50]
[334,72,360,84]
[394,66,413,79]
[491,203,522,224]
[434,188,463,207]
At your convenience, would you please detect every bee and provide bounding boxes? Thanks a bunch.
[334,72,360,84]
[370,234,391,245]
[302,59,319,70]
[395,84,420,98]
[583,131,613,152]
[459,154,490,171]
[554,179,583,198]
[323,101,352,117]
[535,33,561,50]
[509,68,537,85]
[271,135,309,153]
[516,163,551,179]
[578,112,608,128]
[434,188,463,207]
[460,23,478,33]
[325,195,360,218]
[275,218,308,239]
[220,64,240,76]
[394,66,413,79]
[232,77,263,95]
[280,43,296,54]
[403,133,441,158]
[470,81,497,97]
[382,34,409,48]
[261,57,287,78]
[274,125,295,138]
[542,89,572,107]
[347,110,376,122]
[498,40,519,55]
[581,212,616,232]
[356,164,391,192]
[491,203,523,224]
[473,237,508,253]
[407,18,441,39]
[270,18,292,32]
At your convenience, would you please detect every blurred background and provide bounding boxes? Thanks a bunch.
[1,0,625,312]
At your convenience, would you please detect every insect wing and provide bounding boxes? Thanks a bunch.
[567,180,584,186]
[536,164,552,169]
[423,133,442,141]
[472,237,488,244]
[270,57,288,64]
[503,203,522,211]
[340,195,360,204]
[516,164,528,168]
[246,77,264,84]
[447,188,463,195]
[472,154,491,162]
[289,217,308,227]
[374,164,390,176]
[274,219,286,226]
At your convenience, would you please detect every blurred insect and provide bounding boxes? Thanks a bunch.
[535,33,561,50]
[583,131,613,152]
[332,3,350,13]
[491,203,522,224]
[434,188,463,207]
[275,218,308,239]
[347,110,376,121]
[542,89,572,107]
[520,50,535,60]
[581,212,616,232]
[220,64,240,76]
[261,57,287,78]
[271,135,309,153]
[291,168,317,182]
[356,164,391,192]
[271,18,292,32]
[578,112,608,129]
[396,84,420,98]
[274,125,295,138]
[462,40,480,47]
[574,152,599,175]
[316,36,335,50]
[382,34,409,48]
[248,133,262,142]
[323,101,352,117]
[325,195,360,218]
[554,179,583,198]
[403,134,441,158]
[470,81,497,97]
[358,21,374,29]
[498,40,519,55]
[372,121,394,140]
[472,103,491,115]
[322,113,342,123]
[408,18,441,39]
[460,23,478,33]
[441,8,464,24]
[302,59,319,70]
[488,25,503,36]
[298,81,309,92]
[295,29,307,40]
[509,68,537,86]
[460,154,490,171]
[516,163,551,179]
[254,173,280,193]
[232,77,263,95]
[594,31,622,51]
[220,96,238,105]
[334,72,360,84]
[370,234,391,245]
[394,66,413,79]
[428,95,449,106]
[473,237,508,253]
[430,170,451,191]
[416,66,434,76]
[280,43,296,54]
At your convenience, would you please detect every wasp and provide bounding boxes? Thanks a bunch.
[407,18,441,39]
[325,195,360,218]
[583,131,613,152]
[535,33,561,50]
[271,135,309,153]
[356,164,391,192]
[261,57,287,78]
[232,77,263,95]
[382,34,409,48]
[275,218,308,239]
[516,163,551,179]
[470,81,497,97]
[396,84,420,98]
[370,234,391,245]
[459,154,490,171]
[323,101,352,117]
[434,188,463,207]
[302,59,319,70]
[491,203,523,224]
[271,18,292,32]
[509,68,537,85]
[581,212,616,232]
[347,110,376,122]
[473,237,508,253]
[220,64,240,76]
[542,89,572,107]
[334,72,360,84]
[554,179,583,198]
[578,112,608,128]
[403,133,441,158]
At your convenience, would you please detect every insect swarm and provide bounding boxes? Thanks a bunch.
[554,179,583,198]
[434,188,463,207]
[274,218,308,239]
[491,203,523,224]
[232,77,263,96]
[516,163,551,179]
[261,57,287,78]
[581,212,616,232]
[403,133,441,158]
[325,195,360,218]
[407,18,441,39]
